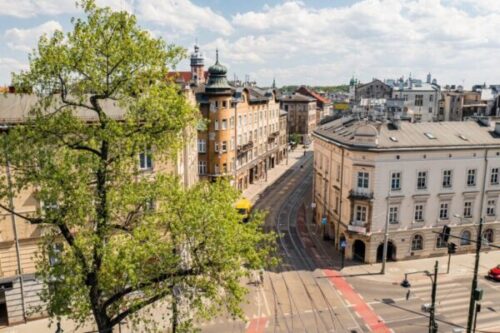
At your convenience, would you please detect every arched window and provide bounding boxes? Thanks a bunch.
[412,234,424,251]
[460,230,471,246]
[483,229,494,244]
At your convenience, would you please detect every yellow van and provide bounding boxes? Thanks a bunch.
[235,198,252,223]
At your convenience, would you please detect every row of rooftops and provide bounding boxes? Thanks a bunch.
[314,116,500,151]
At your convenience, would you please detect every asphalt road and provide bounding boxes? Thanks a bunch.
[198,152,366,333]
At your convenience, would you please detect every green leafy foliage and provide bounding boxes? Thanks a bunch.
[2,1,275,332]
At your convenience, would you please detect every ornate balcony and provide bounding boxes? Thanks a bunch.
[348,189,374,200]
[237,141,253,157]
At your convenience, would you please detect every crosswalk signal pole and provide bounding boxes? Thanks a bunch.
[429,260,438,333]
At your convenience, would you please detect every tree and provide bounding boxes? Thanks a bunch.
[2,1,275,332]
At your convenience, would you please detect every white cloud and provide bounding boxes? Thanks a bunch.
[136,0,233,36]
[226,0,500,86]
[0,0,133,17]
[0,58,28,85]
[4,21,63,52]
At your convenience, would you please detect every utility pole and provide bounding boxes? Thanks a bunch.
[466,217,484,333]
[429,260,438,333]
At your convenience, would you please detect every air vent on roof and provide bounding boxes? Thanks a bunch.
[389,136,398,142]
[424,132,436,139]
[458,134,469,141]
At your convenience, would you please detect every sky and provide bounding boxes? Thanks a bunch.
[1,0,500,88]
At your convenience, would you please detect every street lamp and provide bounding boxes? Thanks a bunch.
[400,261,439,333]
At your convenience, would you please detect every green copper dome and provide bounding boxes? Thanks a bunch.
[206,49,231,92]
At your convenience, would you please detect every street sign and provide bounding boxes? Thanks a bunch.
[321,217,327,225]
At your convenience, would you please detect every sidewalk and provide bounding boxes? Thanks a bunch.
[243,146,310,204]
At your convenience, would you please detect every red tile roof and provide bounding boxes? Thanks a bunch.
[166,71,209,83]
[296,86,331,104]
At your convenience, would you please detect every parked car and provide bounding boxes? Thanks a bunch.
[487,265,500,281]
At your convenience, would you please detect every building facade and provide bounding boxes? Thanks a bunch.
[354,79,392,102]
[387,75,441,122]
[295,86,332,121]
[280,93,317,144]
[196,52,286,191]
[439,88,483,121]
[0,91,198,326]
[313,117,500,263]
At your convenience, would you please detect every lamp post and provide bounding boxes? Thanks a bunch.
[400,261,439,333]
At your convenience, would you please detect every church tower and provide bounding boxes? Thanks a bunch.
[190,44,205,85]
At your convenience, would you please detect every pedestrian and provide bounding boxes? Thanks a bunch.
[259,269,264,285]
[406,289,411,301]
[303,150,306,157]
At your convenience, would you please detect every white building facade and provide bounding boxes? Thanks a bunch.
[313,117,500,263]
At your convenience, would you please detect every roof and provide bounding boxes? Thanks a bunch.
[314,117,500,151]
[0,94,126,124]
[356,79,390,90]
[280,92,316,103]
[166,71,208,84]
[296,86,331,104]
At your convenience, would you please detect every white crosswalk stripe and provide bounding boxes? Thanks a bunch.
[406,279,500,330]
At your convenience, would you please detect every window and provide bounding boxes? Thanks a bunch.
[49,243,64,267]
[430,95,434,102]
[230,138,234,151]
[417,171,427,189]
[214,142,219,152]
[222,141,227,152]
[198,161,207,175]
[197,139,206,153]
[238,116,242,127]
[411,234,424,251]
[442,170,452,188]
[139,148,153,170]
[357,172,369,189]
[428,107,433,113]
[214,119,219,130]
[389,206,399,224]
[222,100,227,108]
[414,204,424,222]
[230,116,235,129]
[491,168,499,185]
[436,235,447,248]
[439,202,449,220]
[467,169,476,186]
[355,205,367,223]
[463,201,473,218]
[391,172,401,190]
[460,230,471,245]
[483,229,494,244]
[487,199,496,216]
[415,94,423,106]
[222,119,227,130]
[222,163,227,173]
[214,164,220,174]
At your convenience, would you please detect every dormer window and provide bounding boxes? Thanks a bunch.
[424,132,436,139]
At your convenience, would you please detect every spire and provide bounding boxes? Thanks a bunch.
[215,48,219,64]
[272,77,276,89]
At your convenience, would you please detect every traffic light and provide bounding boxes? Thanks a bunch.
[442,225,451,242]
[448,242,457,254]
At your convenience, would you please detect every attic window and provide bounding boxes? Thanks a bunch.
[458,134,469,141]
[424,132,436,140]
[389,136,398,142]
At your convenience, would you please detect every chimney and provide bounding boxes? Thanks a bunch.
[495,122,500,135]
[392,113,402,129]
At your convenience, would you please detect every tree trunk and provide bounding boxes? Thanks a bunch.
[93,308,113,333]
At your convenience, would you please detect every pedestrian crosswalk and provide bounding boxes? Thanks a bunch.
[408,279,500,331]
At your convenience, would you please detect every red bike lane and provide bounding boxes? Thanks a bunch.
[296,205,392,333]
